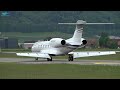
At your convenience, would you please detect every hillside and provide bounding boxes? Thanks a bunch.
[0,11,120,37]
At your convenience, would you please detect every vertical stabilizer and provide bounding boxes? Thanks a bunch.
[72,20,86,43]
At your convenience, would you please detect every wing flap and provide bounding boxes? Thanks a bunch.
[69,51,116,58]
[16,53,51,59]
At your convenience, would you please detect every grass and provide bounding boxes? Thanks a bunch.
[0,48,120,79]
[0,49,31,58]
[1,49,31,52]
[0,63,120,79]
[1,32,72,42]
[76,48,120,51]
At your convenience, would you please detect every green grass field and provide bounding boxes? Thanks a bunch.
[1,32,72,42]
[0,48,120,79]
[0,63,120,79]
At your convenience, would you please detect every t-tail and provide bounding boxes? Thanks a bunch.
[58,20,115,45]
[71,20,86,43]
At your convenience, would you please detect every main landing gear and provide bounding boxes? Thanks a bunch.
[68,54,73,61]
[47,56,52,61]
[35,57,38,61]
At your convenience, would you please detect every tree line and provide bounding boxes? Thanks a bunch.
[0,11,120,37]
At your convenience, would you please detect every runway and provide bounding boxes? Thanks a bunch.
[0,58,120,66]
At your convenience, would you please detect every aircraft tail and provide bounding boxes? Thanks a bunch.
[58,20,114,44]
[71,20,86,43]
[59,20,86,43]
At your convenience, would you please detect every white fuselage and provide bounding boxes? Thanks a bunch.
[31,42,75,55]
[31,40,83,56]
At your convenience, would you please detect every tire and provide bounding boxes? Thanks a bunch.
[47,57,52,61]
[35,57,38,61]
[47,58,50,61]
[50,57,52,61]
[68,54,73,61]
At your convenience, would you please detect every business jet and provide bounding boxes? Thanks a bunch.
[16,20,116,61]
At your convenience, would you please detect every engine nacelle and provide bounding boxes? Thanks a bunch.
[50,38,66,47]
[81,38,87,45]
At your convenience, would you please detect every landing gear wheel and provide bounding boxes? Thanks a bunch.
[68,54,73,61]
[35,57,38,61]
[47,57,52,61]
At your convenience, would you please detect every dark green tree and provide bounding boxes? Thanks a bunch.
[99,32,109,48]
[107,40,118,49]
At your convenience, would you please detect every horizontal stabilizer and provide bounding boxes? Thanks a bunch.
[16,53,51,59]
[86,23,115,24]
[69,51,116,58]
[58,23,115,25]
[58,20,115,25]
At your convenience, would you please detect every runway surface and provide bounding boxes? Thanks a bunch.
[0,58,120,66]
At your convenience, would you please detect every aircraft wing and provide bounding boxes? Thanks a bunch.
[1,51,51,59]
[68,51,116,59]
[16,53,51,59]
